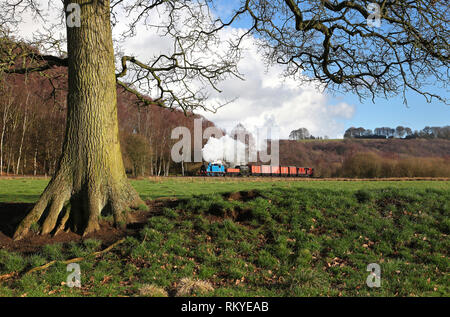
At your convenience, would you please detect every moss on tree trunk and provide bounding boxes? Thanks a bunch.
[13,0,145,240]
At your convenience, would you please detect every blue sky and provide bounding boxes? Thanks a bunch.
[207,0,449,136]
[330,88,449,132]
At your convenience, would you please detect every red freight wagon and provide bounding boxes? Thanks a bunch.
[261,165,271,175]
[280,166,289,176]
[251,165,261,175]
[289,166,297,177]
[307,168,314,176]
[298,167,307,176]
[271,166,280,175]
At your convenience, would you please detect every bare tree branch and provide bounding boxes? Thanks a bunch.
[1,0,449,108]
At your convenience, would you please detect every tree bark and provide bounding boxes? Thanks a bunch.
[165,160,170,177]
[181,160,184,176]
[33,147,37,176]
[14,0,145,240]
[16,93,28,175]
[0,112,6,176]
[7,153,13,175]
[0,91,13,176]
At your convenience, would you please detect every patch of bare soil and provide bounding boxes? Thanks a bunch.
[223,190,262,202]
[0,200,167,254]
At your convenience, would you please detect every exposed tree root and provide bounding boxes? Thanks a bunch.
[13,174,70,240]
[0,238,126,281]
[0,272,18,281]
[13,172,145,240]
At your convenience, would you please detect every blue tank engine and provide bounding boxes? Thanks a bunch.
[200,162,226,176]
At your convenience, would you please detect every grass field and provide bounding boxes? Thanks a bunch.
[1,177,449,202]
[0,178,448,297]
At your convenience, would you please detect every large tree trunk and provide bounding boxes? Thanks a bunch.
[14,0,145,240]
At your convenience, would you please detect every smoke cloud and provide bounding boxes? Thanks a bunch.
[202,135,247,166]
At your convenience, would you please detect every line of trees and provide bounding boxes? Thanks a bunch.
[118,89,216,177]
[0,72,215,177]
[344,126,450,139]
[0,72,66,176]
[289,128,328,140]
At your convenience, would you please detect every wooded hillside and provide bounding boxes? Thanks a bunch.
[0,69,215,177]
[280,139,450,177]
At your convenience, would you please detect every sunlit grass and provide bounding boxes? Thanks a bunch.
[0,178,448,297]
[0,177,448,202]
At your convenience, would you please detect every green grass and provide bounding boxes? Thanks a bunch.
[0,179,50,203]
[0,178,449,297]
[0,178,449,202]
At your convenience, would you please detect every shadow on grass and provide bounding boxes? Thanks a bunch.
[0,203,33,238]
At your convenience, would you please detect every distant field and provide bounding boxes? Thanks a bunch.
[295,138,407,142]
[0,177,449,203]
[294,138,344,142]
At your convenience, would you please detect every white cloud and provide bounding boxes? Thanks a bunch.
[195,35,356,139]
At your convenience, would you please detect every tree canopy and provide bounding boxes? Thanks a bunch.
[344,125,450,139]
[1,0,448,108]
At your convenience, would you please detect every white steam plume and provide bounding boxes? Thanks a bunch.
[202,135,247,166]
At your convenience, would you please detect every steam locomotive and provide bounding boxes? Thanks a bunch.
[199,162,314,177]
